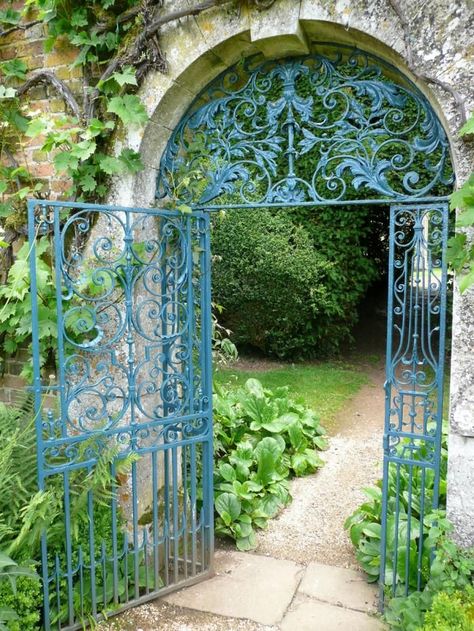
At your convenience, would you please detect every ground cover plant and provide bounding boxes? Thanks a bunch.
[213,377,328,550]
[214,359,368,429]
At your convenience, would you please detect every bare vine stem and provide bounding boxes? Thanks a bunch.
[16,71,81,120]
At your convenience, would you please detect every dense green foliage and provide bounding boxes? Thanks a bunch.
[346,424,474,630]
[345,425,448,587]
[0,554,40,631]
[420,588,474,631]
[212,207,379,358]
[0,400,138,628]
[384,515,474,630]
[0,569,41,631]
[0,238,56,376]
[0,0,148,229]
[213,378,327,550]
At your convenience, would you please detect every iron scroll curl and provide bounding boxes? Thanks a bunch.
[157,47,453,206]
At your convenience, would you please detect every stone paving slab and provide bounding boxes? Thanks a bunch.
[164,550,303,626]
[280,599,385,631]
[98,600,278,631]
[298,562,378,613]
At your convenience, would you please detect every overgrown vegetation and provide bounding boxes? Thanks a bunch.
[0,399,138,628]
[213,378,327,550]
[385,517,474,630]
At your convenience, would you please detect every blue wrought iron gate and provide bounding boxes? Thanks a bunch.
[380,201,449,601]
[28,200,214,630]
[29,46,454,629]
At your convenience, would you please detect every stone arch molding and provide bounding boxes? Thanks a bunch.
[104,0,474,546]
[108,0,473,210]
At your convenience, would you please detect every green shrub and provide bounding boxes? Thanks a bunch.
[213,378,327,550]
[421,588,474,631]
[384,522,474,631]
[212,208,355,358]
[0,553,40,631]
[0,572,42,631]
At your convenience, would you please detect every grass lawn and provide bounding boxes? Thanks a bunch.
[213,359,369,430]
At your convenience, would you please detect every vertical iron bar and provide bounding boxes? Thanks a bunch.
[379,203,396,607]
[432,203,449,507]
[28,200,51,629]
[201,212,214,572]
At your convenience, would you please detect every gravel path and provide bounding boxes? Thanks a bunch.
[254,359,385,568]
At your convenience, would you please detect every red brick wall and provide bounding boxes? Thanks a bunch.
[1,6,83,403]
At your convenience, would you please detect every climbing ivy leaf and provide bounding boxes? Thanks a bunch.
[54,151,79,173]
[0,59,27,80]
[99,155,124,175]
[107,95,148,126]
[119,149,144,173]
[110,66,137,87]
[25,118,48,138]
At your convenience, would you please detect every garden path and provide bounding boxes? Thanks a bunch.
[100,357,387,630]
[255,357,385,568]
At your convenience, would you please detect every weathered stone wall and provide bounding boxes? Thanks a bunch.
[115,0,474,545]
[2,0,473,543]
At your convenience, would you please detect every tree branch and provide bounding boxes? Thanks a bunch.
[85,0,228,120]
[0,19,42,38]
[16,71,82,120]
[421,74,467,126]
[145,0,225,33]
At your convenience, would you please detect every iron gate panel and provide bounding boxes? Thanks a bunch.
[380,202,449,602]
[28,200,214,630]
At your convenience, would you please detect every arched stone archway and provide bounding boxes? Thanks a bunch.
[109,0,473,546]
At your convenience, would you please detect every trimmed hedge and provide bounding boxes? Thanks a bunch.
[211,207,379,358]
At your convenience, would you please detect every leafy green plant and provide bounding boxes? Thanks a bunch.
[0,567,41,631]
[0,237,56,377]
[420,587,474,631]
[0,552,39,631]
[212,302,238,366]
[448,115,474,293]
[213,378,327,550]
[384,514,474,631]
[344,424,448,587]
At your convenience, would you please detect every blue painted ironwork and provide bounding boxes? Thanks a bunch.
[29,46,453,626]
[156,45,453,207]
[380,202,448,603]
[28,199,214,630]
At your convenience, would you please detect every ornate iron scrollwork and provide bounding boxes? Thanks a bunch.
[157,47,453,206]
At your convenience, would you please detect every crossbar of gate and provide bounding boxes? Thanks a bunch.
[28,199,214,630]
